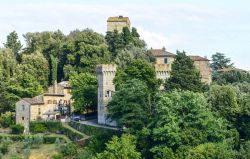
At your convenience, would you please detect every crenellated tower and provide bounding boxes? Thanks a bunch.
[96,64,117,126]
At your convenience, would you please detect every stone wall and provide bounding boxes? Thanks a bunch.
[107,21,130,33]
[96,64,117,126]
[193,60,212,84]
[16,100,30,134]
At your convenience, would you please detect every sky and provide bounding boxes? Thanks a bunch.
[0,0,250,70]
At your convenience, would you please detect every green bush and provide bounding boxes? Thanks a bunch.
[0,143,8,155]
[52,153,63,159]
[43,136,65,144]
[30,121,62,133]
[32,123,47,133]
[60,143,78,157]
[0,112,15,128]
[10,124,24,134]
[0,135,25,141]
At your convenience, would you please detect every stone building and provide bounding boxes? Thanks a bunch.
[107,16,131,32]
[149,48,212,86]
[96,64,117,126]
[15,81,73,133]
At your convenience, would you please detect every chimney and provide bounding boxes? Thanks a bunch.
[119,15,123,18]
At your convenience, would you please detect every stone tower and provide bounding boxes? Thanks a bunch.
[96,64,117,126]
[107,15,131,33]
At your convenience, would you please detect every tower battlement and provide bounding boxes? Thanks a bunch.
[96,64,117,74]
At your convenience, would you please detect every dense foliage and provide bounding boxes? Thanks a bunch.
[1,27,250,159]
[165,51,204,92]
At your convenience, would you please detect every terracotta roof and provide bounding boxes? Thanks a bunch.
[23,95,44,105]
[107,16,130,22]
[189,56,209,61]
[149,49,176,57]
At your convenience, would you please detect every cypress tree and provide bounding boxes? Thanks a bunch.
[165,51,204,92]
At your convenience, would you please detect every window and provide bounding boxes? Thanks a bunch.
[64,100,67,104]
[53,100,57,104]
[164,58,168,64]
[22,117,24,120]
[47,100,52,104]
[22,105,25,111]
[38,108,41,115]
[105,90,112,97]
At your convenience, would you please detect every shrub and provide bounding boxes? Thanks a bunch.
[10,124,24,134]
[30,121,62,133]
[52,153,63,159]
[60,143,78,157]
[0,112,15,128]
[33,123,47,133]
[0,143,8,155]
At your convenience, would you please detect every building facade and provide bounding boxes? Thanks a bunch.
[107,16,131,32]
[16,81,73,133]
[149,48,212,86]
[96,64,117,126]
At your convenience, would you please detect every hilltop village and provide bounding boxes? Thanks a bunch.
[15,16,212,129]
[0,15,249,158]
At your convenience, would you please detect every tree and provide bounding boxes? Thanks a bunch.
[0,48,16,81]
[108,79,153,130]
[165,51,204,92]
[236,93,250,139]
[17,52,49,88]
[206,85,240,121]
[3,31,22,61]
[8,72,43,98]
[153,90,228,150]
[186,141,236,159]
[64,29,111,75]
[114,44,148,69]
[96,134,141,159]
[216,69,250,84]
[49,54,58,84]
[70,73,97,113]
[114,59,159,92]
[211,52,233,72]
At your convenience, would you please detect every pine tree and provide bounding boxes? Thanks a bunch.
[165,51,204,92]
[211,52,233,71]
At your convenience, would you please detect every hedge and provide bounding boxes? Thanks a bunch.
[0,134,65,144]
[30,121,85,142]
[69,121,119,136]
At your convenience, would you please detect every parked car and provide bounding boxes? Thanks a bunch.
[71,115,80,122]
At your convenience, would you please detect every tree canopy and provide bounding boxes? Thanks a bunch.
[165,51,204,92]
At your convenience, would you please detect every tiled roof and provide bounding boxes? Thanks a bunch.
[107,16,130,22]
[189,56,209,61]
[149,49,176,57]
[23,95,44,105]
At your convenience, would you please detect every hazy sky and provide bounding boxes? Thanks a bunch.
[0,0,250,70]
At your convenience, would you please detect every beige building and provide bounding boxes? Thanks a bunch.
[96,64,117,126]
[107,16,131,32]
[16,81,73,133]
[149,48,212,86]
